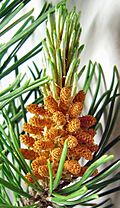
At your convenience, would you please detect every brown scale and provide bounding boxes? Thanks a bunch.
[44,95,59,114]
[27,104,51,117]
[71,129,82,137]
[50,147,62,162]
[59,87,71,112]
[77,166,98,177]
[31,156,47,171]
[38,150,50,158]
[25,172,35,184]
[64,160,81,175]
[92,169,99,176]
[73,90,86,103]
[78,144,93,160]
[20,134,35,147]
[33,140,54,152]
[68,144,93,160]
[79,115,96,128]
[38,165,49,177]
[44,127,65,141]
[20,148,38,160]
[66,118,80,133]
[23,123,43,135]
[88,128,96,136]
[76,130,94,145]
[78,166,87,176]
[87,143,99,153]
[29,116,53,129]
[69,102,83,118]
[25,171,42,185]
[33,170,43,180]
[59,135,78,149]
[52,111,66,126]
[82,128,96,137]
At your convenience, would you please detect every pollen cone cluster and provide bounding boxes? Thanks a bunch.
[20,87,98,185]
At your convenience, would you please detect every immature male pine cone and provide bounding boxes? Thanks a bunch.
[20,87,98,185]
